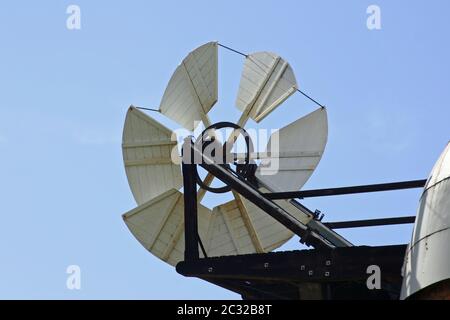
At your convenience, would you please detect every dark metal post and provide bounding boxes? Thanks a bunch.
[182,138,199,261]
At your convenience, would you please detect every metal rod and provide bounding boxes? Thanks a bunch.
[135,106,160,112]
[266,179,427,200]
[197,233,208,258]
[324,216,416,229]
[296,88,324,108]
[218,43,248,57]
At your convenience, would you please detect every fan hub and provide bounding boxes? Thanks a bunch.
[193,122,256,193]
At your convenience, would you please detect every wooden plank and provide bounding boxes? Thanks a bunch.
[233,151,322,160]
[149,193,182,250]
[254,86,296,122]
[122,140,177,148]
[232,191,264,253]
[182,61,204,109]
[125,157,174,166]
[161,214,185,261]
[200,112,212,128]
[181,61,212,130]
[197,172,214,202]
[229,107,252,148]
[220,206,244,255]
[253,60,288,117]
[259,164,316,171]
[184,50,214,113]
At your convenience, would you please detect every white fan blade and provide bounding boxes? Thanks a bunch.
[236,197,296,252]
[123,189,213,266]
[256,107,328,192]
[205,201,249,257]
[160,41,218,130]
[122,106,182,205]
[401,142,450,299]
[236,52,298,123]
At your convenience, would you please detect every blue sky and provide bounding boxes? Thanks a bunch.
[0,1,449,299]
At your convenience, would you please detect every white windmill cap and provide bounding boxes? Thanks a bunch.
[401,142,450,299]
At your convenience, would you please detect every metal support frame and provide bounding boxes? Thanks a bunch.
[178,136,426,300]
[181,138,425,253]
